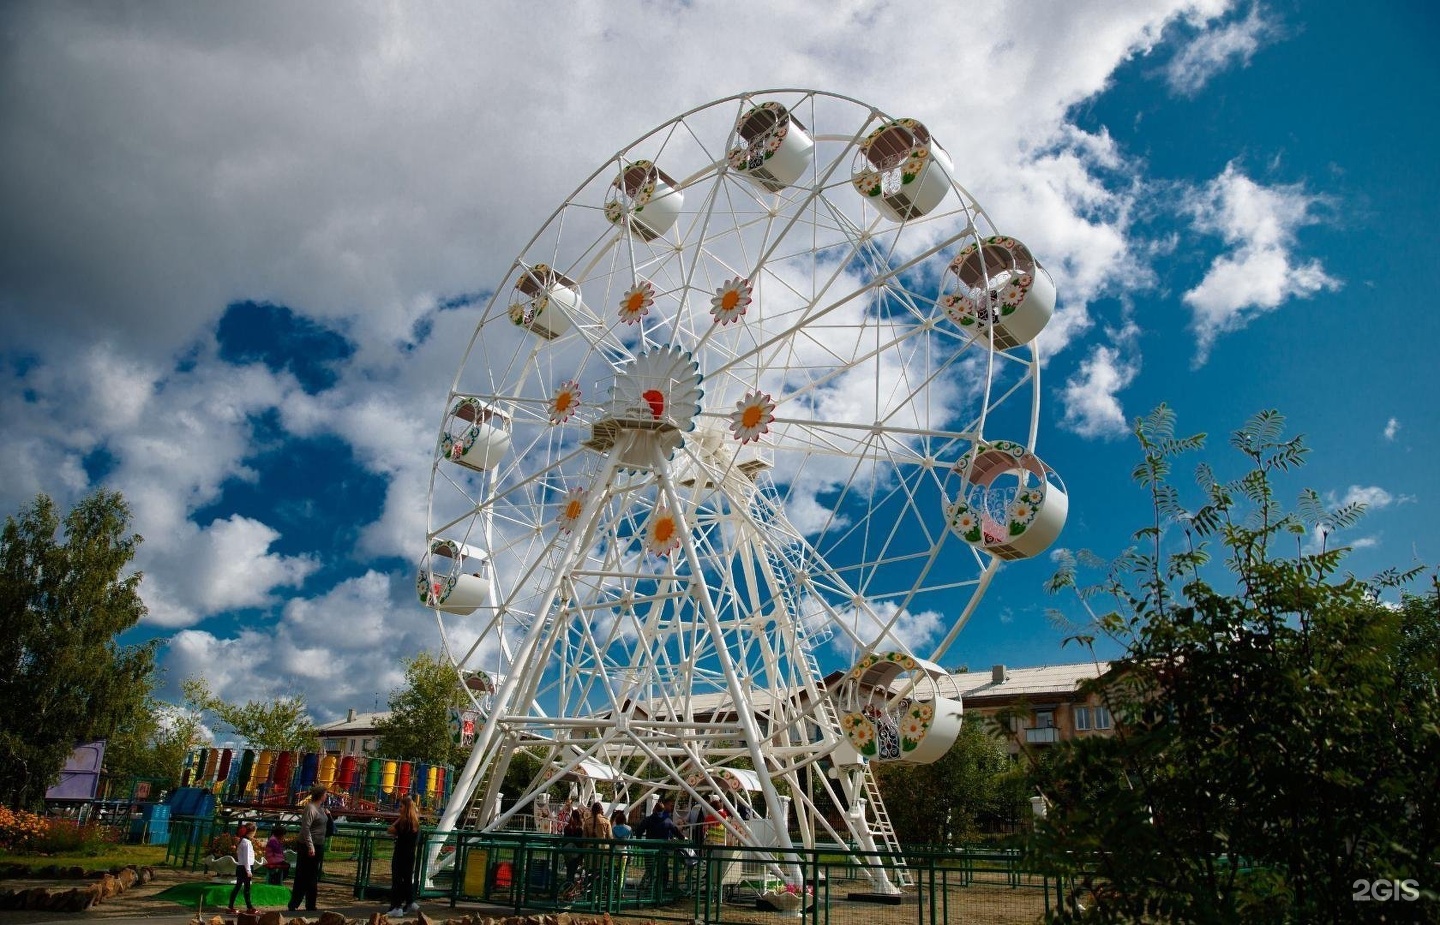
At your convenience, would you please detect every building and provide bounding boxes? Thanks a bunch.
[954,662,1116,754]
[314,708,389,756]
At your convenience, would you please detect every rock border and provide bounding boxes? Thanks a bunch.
[0,864,155,912]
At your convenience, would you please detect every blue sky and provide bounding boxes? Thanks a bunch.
[2,1,1436,726]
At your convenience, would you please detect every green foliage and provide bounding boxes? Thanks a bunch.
[0,807,120,856]
[181,677,314,751]
[0,491,158,809]
[873,715,1018,846]
[104,698,207,791]
[373,651,469,767]
[1029,406,1440,924]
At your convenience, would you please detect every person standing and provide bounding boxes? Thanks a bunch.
[610,809,632,839]
[226,822,257,914]
[385,796,422,917]
[288,786,330,913]
[584,801,612,840]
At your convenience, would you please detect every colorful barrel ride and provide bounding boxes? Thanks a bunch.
[364,758,382,802]
[272,751,294,800]
[338,755,357,792]
[299,752,318,789]
[318,754,337,789]
[382,760,397,796]
[396,761,412,796]
[426,766,439,802]
[254,750,274,796]
[237,749,255,797]
[411,762,427,797]
[216,748,233,783]
[200,748,217,784]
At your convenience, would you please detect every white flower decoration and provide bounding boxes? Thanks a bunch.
[618,281,654,325]
[643,506,683,558]
[729,390,776,444]
[710,277,753,325]
[549,379,582,425]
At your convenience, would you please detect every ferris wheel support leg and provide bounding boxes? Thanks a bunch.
[426,446,629,878]
[653,449,805,886]
[840,770,897,895]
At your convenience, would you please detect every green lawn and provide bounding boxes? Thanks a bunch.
[0,844,168,873]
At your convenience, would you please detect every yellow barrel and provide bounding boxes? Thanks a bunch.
[382,759,397,795]
[319,754,337,788]
[254,750,274,795]
[426,766,439,800]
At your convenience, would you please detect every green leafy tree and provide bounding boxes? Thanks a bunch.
[873,714,1016,846]
[0,491,158,808]
[1027,406,1440,924]
[373,651,469,767]
[104,697,208,792]
[182,677,314,751]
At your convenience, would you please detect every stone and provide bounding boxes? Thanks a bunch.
[209,916,226,925]
[415,911,434,925]
[369,913,385,925]
[118,867,139,890]
[258,910,284,925]
[318,910,348,925]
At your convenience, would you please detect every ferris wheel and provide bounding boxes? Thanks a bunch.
[421,90,1066,875]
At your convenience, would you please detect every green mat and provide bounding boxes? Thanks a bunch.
[155,881,297,910]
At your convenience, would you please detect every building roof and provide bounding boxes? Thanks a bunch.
[957,662,1112,702]
[315,710,390,735]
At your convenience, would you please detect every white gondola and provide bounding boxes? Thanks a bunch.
[940,236,1056,350]
[947,441,1068,561]
[851,118,954,222]
[727,102,814,193]
[604,160,683,241]
[439,398,512,472]
[837,652,964,765]
[418,538,492,615]
[508,264,580,340]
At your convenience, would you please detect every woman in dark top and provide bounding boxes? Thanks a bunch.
[386,795,422,917]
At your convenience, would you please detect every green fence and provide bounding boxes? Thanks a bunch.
[168,817,1070,925]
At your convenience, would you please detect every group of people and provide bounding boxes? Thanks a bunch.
[221,784,423,919]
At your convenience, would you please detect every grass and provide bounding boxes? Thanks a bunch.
[0,844,168,872]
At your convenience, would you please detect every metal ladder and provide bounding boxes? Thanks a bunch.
[861,763,910,885]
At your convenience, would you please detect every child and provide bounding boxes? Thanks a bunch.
[226,822,257,914]
[264,824,290,885]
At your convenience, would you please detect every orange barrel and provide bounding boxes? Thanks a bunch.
[338,755,357,791]
[434,766,446,803]
[254,750,274,793]
[397,761,412,795]
[272,751,294,799]
[216,748,233,784]
[382,760,397,795]
[201,748,217,783]
[318,754,337,788]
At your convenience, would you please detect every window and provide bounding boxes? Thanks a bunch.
[1074,706,1091,731]
[348,738,357,754]
[1035,710,1055,728]
[1094,706,1112,730]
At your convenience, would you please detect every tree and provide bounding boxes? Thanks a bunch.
[1026,407,1440,924]
[0,491,158,808]
[373,651,469,768]
[182,678,314,751]
[873,714,1017,846]
[104,697,208,792]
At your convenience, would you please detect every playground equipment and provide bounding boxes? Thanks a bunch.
[182,748,455,813]
[421,90,1066,894]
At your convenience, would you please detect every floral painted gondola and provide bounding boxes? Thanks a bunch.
[727,102,814,192]
[939,236,1056,350]
[604,160,684,241]
[947,440,1068,561]
[851,118,954,222]
[836,651,964,764]
[417,537,492,615]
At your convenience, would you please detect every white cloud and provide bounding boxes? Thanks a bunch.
[0,0,1242,716]
[1182,163,1340,364]
[1060,331,1141,439]
[1337,485,1395,511]
[1165,3,1277,96]
[1383,417,1400,441]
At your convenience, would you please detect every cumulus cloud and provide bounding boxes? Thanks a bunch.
[1383,417,1400,441]
[1060,326,1141,439]
[1181,162,1340,365]
[0,0,1242,715]
[1165,3,1277,96]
